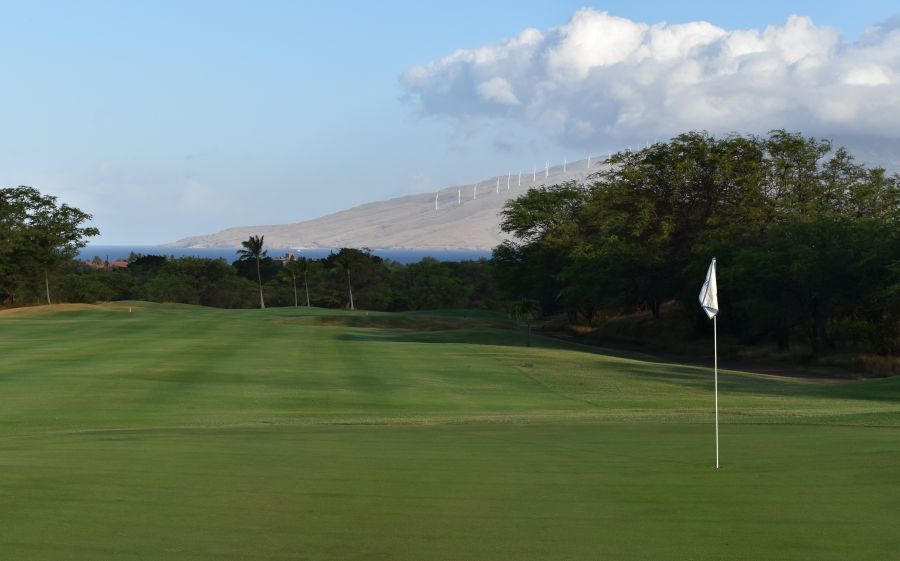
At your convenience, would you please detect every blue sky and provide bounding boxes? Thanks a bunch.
[2,1,898,244]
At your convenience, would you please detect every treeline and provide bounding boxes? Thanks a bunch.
[34,248,504,312]
[1,186,503,312]
[494,131,900,355]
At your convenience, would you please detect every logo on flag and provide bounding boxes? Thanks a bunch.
[699,258,718,319]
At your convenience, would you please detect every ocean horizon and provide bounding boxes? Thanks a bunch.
[78,245,493,264]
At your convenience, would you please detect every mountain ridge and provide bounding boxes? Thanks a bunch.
[166,159,603,250]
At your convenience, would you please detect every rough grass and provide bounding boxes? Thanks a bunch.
[0,302,898,560]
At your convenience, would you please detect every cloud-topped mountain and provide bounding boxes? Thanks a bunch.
[166,160,601,250]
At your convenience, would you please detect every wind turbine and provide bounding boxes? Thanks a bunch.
[545,161,549,178]
[474,183,478,200]
[507,172,510,191]
[563,158,567,172]
[434,192,438,210]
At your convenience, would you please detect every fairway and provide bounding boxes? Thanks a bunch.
[1,303,899,560]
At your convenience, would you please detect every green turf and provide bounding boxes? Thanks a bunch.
[1,302,898,560]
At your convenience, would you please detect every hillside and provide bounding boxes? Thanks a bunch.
[166,159,603,249]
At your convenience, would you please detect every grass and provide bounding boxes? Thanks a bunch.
[1,302,899,560]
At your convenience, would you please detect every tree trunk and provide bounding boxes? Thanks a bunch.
[292,275,298,307]
[256,257,265,309]
[776,314,790,351]
[304,273,311,307]
[347,270,354,310]
[809,302,823,355]
[650,298,661,319]
[44,269,52,305]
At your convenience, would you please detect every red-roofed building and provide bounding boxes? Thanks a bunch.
[83,259,129,269]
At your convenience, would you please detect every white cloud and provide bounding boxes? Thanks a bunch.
[842,64,892,86]
[477,77,520,105]
[546,11,648,79]
[401,9,900,147]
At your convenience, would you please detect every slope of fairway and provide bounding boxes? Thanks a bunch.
[1,303,898,560]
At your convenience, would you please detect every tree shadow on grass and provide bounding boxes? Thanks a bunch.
[569,356,900,406]
[280,314,513,332]
[335,325,900,407]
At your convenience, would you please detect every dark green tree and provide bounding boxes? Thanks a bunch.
[332,251,355,310]
[509,298,541,347]
[281,256,312,307]
[0,186,99,304]
[495,131,900,355]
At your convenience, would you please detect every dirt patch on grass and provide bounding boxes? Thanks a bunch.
[0,303,139,317]
[0,303,99,317]
[280,311,516,332]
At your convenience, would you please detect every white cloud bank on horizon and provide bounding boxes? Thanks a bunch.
[401,10,900,147]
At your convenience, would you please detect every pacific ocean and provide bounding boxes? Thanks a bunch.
[79,246,492,264]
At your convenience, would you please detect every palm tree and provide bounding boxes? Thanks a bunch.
[282,257,311,307]
[237,235,267,309]
[333,253,355,310]
[298,257,311,307]
[282,257,300,307]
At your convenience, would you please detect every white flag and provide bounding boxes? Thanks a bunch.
[699,258,718,319]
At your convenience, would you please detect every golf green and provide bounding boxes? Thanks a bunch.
[1,303,898,560]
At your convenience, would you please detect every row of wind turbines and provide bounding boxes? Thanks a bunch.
[432,140,664,210]
[433,153,611,210]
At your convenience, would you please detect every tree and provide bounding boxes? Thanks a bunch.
[140,257,255,308]
[325,248,392,311]
[0,186,99,304]
[281,256,300,307]
[389,257,467,310]
[297,257,311,307]
[495,131,900,355]
[494,182,587,315]
[237,235,267,309]
[282,256,311,307]
[509,298,541,347]
[332,250,356,310]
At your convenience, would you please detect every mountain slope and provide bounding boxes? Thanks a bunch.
[166,160,602,249]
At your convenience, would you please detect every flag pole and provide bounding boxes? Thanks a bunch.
[699,256,720,469]
[714,315,719,469]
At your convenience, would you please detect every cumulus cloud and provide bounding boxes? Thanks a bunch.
[401,9,900,147]
[477,77,520,105]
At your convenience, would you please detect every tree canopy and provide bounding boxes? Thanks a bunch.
[493,131,900,354]
[0,186,99,304]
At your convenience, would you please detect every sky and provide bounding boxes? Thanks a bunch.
[1,1,899,244]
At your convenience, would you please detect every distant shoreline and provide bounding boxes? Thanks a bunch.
[79,245,492,264]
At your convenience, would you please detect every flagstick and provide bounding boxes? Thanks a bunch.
[699,257,720,469]
[714,315,719,469]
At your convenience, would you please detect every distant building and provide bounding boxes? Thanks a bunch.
[274,253,296,266]
[83,259,129,269]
